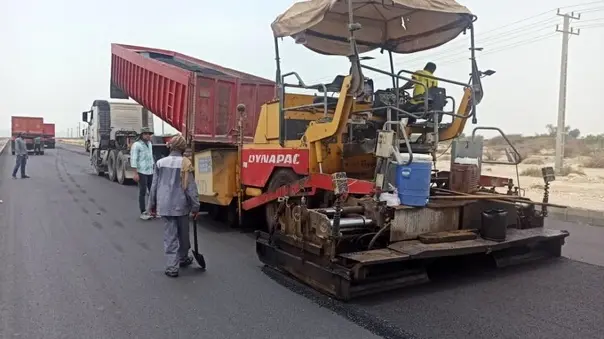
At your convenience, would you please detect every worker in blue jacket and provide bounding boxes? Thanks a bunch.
[12,133,30,179]
[147,135,200,278]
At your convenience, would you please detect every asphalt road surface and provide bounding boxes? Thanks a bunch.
[1,144,603,339]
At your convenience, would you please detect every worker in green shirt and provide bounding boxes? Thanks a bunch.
[34,137,42,154]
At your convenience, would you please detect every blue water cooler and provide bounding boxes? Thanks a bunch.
[395,153,433,207]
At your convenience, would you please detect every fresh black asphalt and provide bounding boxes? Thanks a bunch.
[0,143,602,339]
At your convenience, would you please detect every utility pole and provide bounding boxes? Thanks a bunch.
[554,9,580,174]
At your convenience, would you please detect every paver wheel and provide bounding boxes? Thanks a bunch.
[264,169,299,232]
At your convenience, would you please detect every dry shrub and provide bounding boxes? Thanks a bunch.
[483,150,497,161]
[517,144,543,159]
[521,165,584,177]
[559,165,585,176]
[522,157,545,165]
[581,152,604,168]
[486,134,524,146]
[564,139,592,158]
[520,167,542,177]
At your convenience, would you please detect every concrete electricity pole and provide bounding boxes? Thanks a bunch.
[554,9,580,174]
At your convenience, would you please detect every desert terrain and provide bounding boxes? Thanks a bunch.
[439,132,604,211]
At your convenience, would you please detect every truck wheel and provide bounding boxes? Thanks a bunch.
[93,150,105,176]
[85,141,90,153]
[226,202,239,229]
[107,151,117,182]
[208,205,221,220]
[116,151,128,185]
[264,169,299,232]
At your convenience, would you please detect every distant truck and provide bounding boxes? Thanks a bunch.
[81,100,169,184]
[43,123,56,149]
[11,116,45,155]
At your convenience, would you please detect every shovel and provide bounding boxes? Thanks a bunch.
[191,215,206,270]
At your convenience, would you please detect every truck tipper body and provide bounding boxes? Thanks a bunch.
[11,116,45,155]
[43,123,56,149]
[110,43,276,144]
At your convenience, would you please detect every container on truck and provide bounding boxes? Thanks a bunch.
[11,116,45,155]
[110,43,276,145]
[43,123,56,149]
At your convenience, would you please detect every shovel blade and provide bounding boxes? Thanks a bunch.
[193,250,206,270]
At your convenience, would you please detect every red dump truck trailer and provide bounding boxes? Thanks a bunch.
[110,43,276,145]
[11,116,45,155]
[43,123,56,149]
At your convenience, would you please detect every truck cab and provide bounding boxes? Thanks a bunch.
[82,99,155,184]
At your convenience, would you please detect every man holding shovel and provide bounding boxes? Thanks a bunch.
[147,135,200,278]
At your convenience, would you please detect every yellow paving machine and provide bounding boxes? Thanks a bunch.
[244,0,570,300]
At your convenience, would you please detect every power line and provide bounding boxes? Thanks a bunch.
[351,32,558,85]
[401,2,604,61]
[468,0,602,36]
[396,17,558,67]
[310,22,561,84]
[576,6,604,13]
[438,33,558,67]
[575,17,604,23]
[399,11,603,67]
[398,1,603,58]
[402,23,557,67]
[575,23,604,28]
[560,0,604,10]
[306,2,604,84]
[366,31,560,80]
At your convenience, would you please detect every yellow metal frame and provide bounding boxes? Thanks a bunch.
[193,73,475,210]
[248,76,376,176]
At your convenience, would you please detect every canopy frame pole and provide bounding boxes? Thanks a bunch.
[468,22,480,124]
[274,37,286,147]
[388,50,396,89]
[346,0,365,96]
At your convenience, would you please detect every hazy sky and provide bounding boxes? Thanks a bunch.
[1,0,603,138]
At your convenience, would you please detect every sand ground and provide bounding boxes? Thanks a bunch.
[437,151,604,211]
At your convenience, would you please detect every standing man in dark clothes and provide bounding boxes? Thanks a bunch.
[12,133,29,179]
[33,136,42,154]
[147,135,200,278]
[131,127,155,220]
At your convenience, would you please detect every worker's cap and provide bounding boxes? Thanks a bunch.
[140,127,154,135]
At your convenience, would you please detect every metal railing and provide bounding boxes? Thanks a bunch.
[472,126,523,191]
